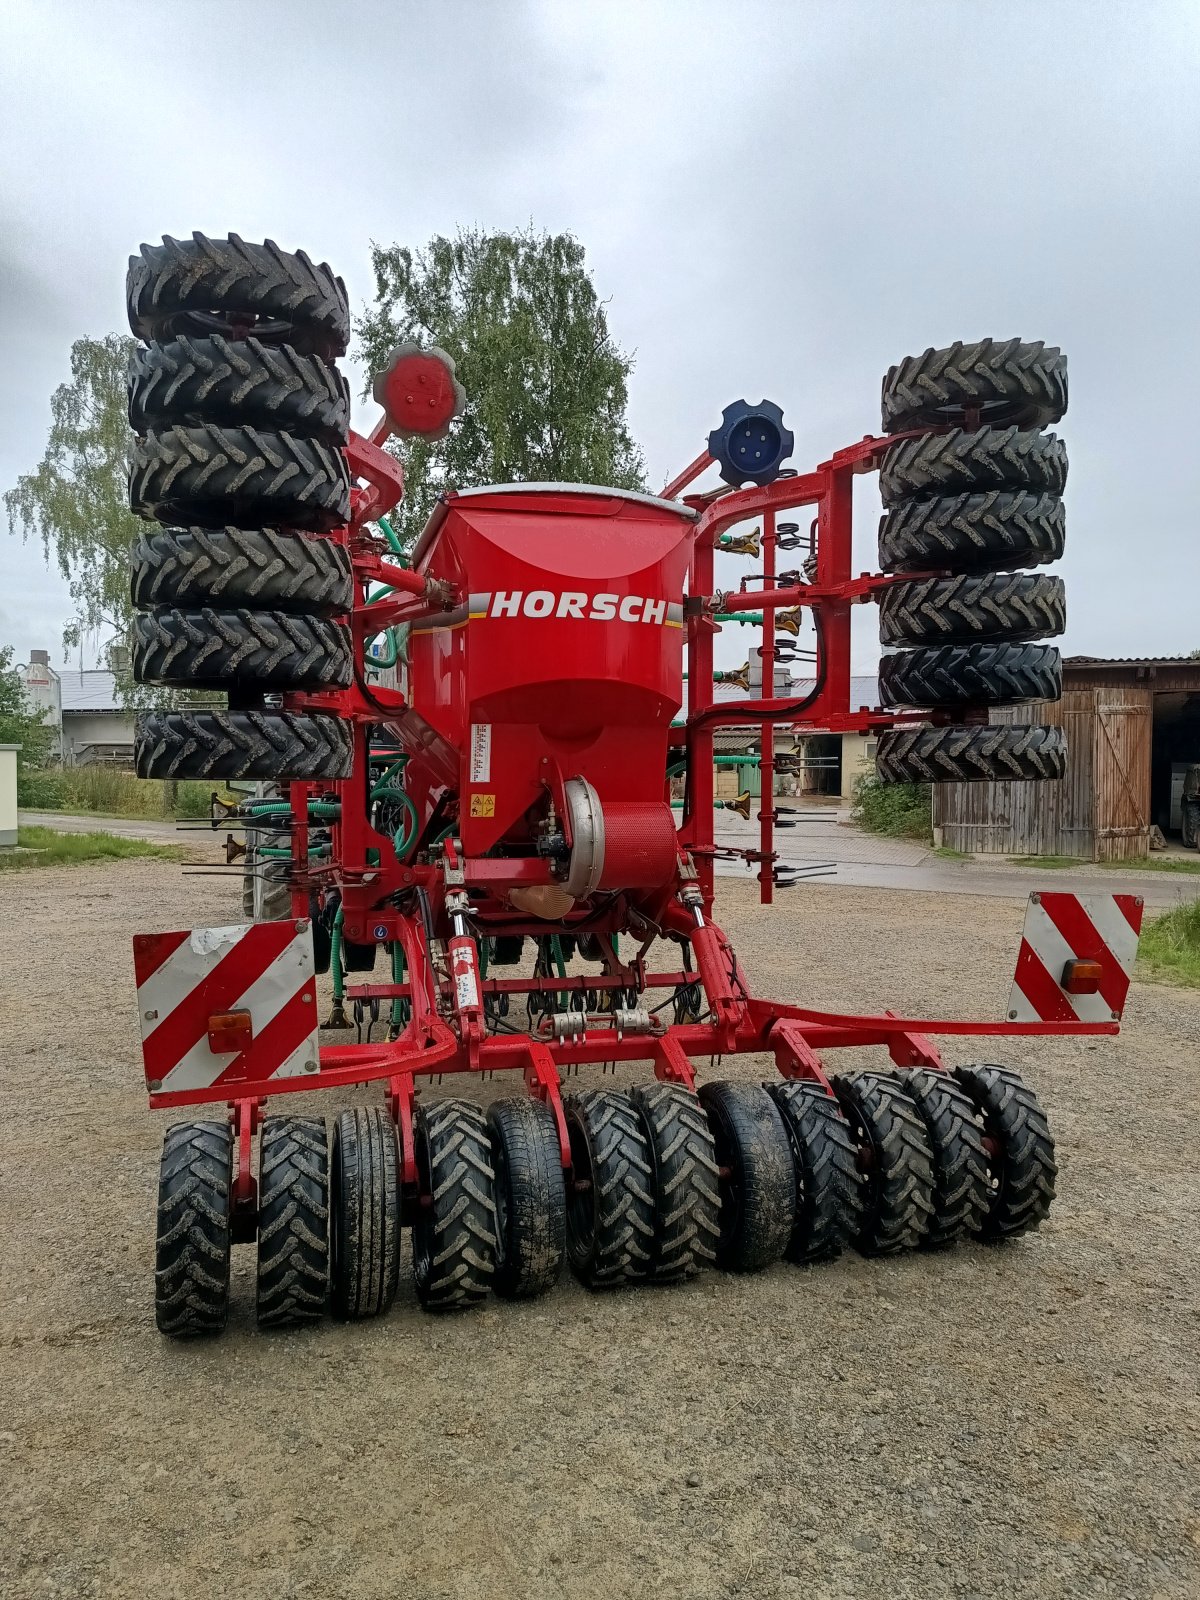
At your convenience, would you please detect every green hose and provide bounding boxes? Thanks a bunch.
[245,799,341,818]
[378,514,406,557]
[389,940,408,1029]
[331,906,346,1004]
[371,784,419,858]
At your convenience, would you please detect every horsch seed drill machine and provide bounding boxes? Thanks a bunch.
[124,233,1140,1333]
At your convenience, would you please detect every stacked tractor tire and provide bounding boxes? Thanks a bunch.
[126,233,356,785]
[872,339,1069,784]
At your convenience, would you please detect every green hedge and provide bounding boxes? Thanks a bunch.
[852,776,932,841]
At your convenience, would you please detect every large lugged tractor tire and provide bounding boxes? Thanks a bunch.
[127,233,350,358]
[832,1072,934,1255]
[875,723,1066,784]
[766,1079,863,1264]
[879,573,1065,648]
[879,490,1065,574]
[130,527,353,616]
[129,335,350,444]
[881,339,1067,434]
[628,1082,721,1282]
[698,1081,795,1274]
[155,1120,233,1337]
[132,608,352,692]
[412,1099,498,1311]
[564,1089,656,1288]
[486,1097,567,1300]
[256,1116,330,1328]
[135,708,353,781]
[330,1108,401,1321]
[880,427,1067,508]
[893,1070,990,1248]
[129,425,350,532]
[879,642,1061,709]
[953,1065,1057,1239]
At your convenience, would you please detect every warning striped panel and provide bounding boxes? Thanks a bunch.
[132,922,320,1096]
[1008,893,1143,1025]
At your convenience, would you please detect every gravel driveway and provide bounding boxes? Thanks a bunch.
[1,860,1197,1599]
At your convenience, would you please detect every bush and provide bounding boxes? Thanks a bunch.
[1137,897,1200,986]
[17,769,66,809]
[853,775,932,841]
[17,764,234,819]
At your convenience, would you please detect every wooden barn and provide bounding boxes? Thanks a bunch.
[932,656,1200,861]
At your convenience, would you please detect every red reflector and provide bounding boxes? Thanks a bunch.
[207,1009,254,1053]
[1061,958,1103,995]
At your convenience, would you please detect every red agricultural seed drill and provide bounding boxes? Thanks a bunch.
[124,233,1142,1335]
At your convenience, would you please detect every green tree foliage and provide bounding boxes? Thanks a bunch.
[357,227,645,545]
[0,646,52,770]
[5,334,141,675]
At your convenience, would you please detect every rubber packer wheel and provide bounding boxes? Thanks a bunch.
[412,1099,498,1310]
[127,233,350,358]
[155,1120,233,1337]
[486,1098,567,1299]
[875,723,1066,785]
[628,1082,721,1281]
[256,1116,330,1328]
[564,1089,656,1288]
[891,1070,990,1248]
[132,607,352,693]
[831,1072,934,1255]
[879,427,1067,509]
[879,573,1065,648]
[698,1081,794,1273]
[879,642,1061,710]
[952,1065,1057,1239]
[131,526,352,616]
[135,708,352,782]
[130,424,350,533]
[881,339,1067,434]
[129,335,350,445]
[766,1080,862,1263]
[879,490,1065,575]
[330,1108,401,1320]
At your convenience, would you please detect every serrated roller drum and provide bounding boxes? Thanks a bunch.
[129,526,352,615]
[129,335,350,444]
[875,724,1067,784]
[132,608,352,692]
[127,233,350,357]
[130,424,350,532]
[880,642,1061,708]
[880,427,1067,507]
[879,573,1065,647]
[135,708,353,781]
[879,490,1065,574]
[881,339,1067,434]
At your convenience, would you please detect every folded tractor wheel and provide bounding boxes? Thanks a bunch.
[127,233,350,358]
[564,1089,656,1288]
[698,1081,795,1273]
[879,426,1067,508]
[129,335,350,445]
[135,708,353,781]
[766,1079,862,1264]
[880,642,1061,709]
[628,1082,720,1282]
[487,1097,567,1300]
[891,1070,990,1248]
[132,608,352,692]
[412,1099,498,1311]
[832,1072,934,1256]
[879,490,1065,574]
[330,1107,401,1321]
[875,723,1066,784]
[879,573,1065,647]
[881,339,1067,434]
[130,526,352,615]
[129,425,350,532]
[256,1116,330,1329]
[952,1065,1057,1239]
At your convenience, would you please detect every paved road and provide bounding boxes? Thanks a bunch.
[23,808,1198,909]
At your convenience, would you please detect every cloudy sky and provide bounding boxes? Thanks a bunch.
[2,0,1198,676]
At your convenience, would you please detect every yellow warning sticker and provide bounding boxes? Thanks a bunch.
[470,793,496,818]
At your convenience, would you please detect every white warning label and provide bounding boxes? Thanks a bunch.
[455,969,480,1011]
[470,723,492,784]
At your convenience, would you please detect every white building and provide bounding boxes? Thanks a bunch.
[19,650,136,767]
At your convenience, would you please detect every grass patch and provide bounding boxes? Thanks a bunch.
[932,845,972,860]
[852,776,932,842]
[0,825,182,871]
[18,767,234,819]
[1137,898,1200,986]
[1008,853,1200,875]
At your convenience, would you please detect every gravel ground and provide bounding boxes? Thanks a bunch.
[1,858,1198,1600]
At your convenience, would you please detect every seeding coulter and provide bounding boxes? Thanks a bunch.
[124,233,1142,1335]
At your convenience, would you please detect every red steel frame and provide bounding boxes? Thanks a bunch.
[155,412,1118,1196]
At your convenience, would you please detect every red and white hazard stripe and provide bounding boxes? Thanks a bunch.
[1008,892,1143,1025]
[132,921,320,1096]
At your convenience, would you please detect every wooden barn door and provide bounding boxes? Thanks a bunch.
[1093,691,1151,860]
